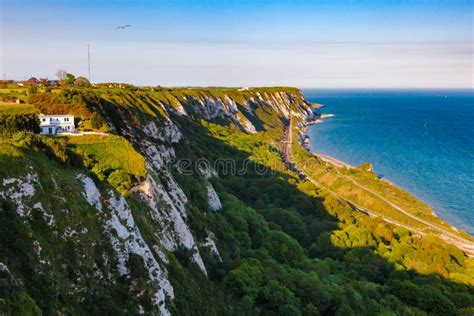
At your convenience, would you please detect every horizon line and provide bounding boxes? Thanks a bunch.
[3,78,472,90]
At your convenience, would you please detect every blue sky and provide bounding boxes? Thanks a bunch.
[1,0,472,87]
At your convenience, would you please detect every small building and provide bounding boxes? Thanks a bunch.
[48,80,59,86]
[39,114,75,135]
[27,77,39,86]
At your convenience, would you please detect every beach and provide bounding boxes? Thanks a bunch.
[299,112,352,169]
[314,152,354,169]
[302,89,474,234]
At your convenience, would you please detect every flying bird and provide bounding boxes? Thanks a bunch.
[116,24,131,30]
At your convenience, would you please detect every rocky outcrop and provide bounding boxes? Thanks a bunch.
[136,173,207,275]
[143,120,183,143]
[206,182,222,211]
[78,174,174,315]
[1,171,38,217]
[202,231,222,261]
[101,89,312,137]
[0,87,313,314]
[179,90,313,131]
[185,95,257,133]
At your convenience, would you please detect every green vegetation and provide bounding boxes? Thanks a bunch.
[293,140,472,242]
[0,135,147,314]
[0,85,473,315]
[74,77,91,87]
[0,103,36,115]
[90,112,104,129]
[27,88,95,117]
[171,119,474,315]
[28,86,39,95]
[64,134,146,195]
[65,73,75,85]
[0,113,40,136]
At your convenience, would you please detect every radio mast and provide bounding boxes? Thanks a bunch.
[87,44,91,82]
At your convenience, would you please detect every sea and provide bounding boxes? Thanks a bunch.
[302,89,474,234]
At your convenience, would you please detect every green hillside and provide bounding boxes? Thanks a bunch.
[0,85,473,315]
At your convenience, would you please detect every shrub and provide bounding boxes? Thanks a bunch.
[127,253,147,280]
[0,95,17,103]
[75,77,91,87]
[7,132,69,163]
[90,112,103,129]
[28,86,38,95]
[28,92,90,117]
[108,170,133,196]
[0,114,40,136]
[66,73,75,85]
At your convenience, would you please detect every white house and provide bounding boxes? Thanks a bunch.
[39,114,75,135]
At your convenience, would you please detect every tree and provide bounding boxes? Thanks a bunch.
[27,86,38,95]
[224,269,257,298]
[56,69,67,80]
[90,113,103,129]
[65,73,75,85]
[262,231,304,264]
[261,208,309,245]
[0,113,40,135]
[258,280,301,314]
[75,77,90,87]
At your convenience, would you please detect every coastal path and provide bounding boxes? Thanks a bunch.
[282,119,474,256]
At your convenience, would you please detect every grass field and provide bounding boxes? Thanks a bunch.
[0,103,36,115]
[63,134,147,194]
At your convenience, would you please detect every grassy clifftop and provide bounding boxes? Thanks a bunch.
[0,85,309,136]
[1,84,473,315]
[65,134,147,195]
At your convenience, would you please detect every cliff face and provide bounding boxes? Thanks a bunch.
[0,87,313,314]
[1,86,473,315]
[96,87,312,134]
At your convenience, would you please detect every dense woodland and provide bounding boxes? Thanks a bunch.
[169,115,474,315]
[0,86,473,315]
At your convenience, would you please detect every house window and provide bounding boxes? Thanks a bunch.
[42,118,46,122]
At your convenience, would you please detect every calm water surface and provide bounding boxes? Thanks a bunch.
[303,89,474,234]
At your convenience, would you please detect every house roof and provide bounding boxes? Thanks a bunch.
[39,114,74,117]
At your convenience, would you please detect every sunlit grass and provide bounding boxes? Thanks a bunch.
[0,103,36,115]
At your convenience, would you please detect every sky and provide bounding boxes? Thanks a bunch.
[1,0,473,88]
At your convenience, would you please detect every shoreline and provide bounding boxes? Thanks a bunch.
[298,112,351,168]
[300,120,407,187]
[314,152,354,169]
[290,112,474,255]
[299,126,353,169]
[299,110,468,232]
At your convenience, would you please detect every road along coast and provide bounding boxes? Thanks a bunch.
[288,116,474,257]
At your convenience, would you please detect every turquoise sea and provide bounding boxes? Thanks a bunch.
[303,89,474,234]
